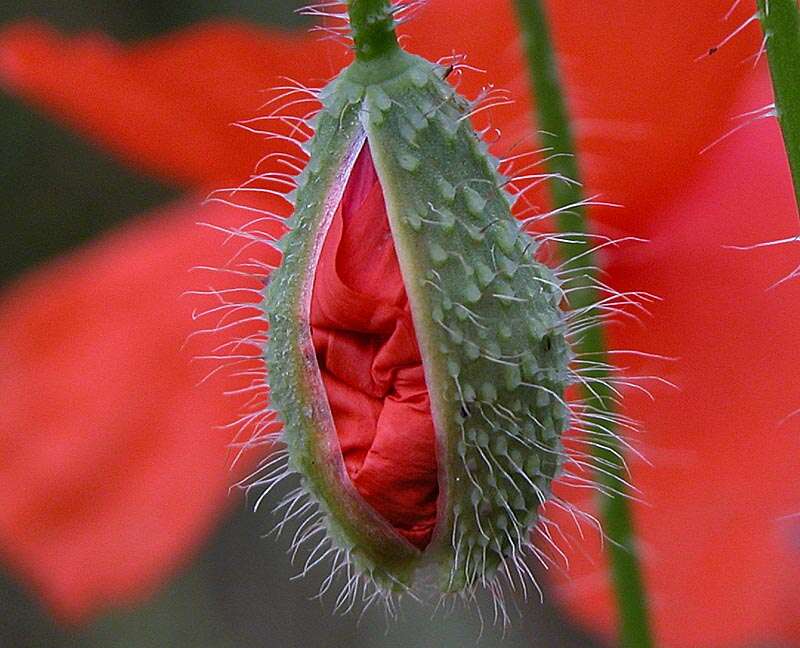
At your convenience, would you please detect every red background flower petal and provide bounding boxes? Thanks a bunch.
[0,20,344,188]
[0,0,758,209]
[405,0,760,223]
[547,70,800,648]
[0,197,281,623]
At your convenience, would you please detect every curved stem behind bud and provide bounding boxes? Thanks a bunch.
[347,0,400,62]
[514,1,654,646]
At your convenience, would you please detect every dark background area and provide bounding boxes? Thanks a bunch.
[0,1,603,646]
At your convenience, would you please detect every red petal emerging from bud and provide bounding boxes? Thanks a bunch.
[310,145,438,550]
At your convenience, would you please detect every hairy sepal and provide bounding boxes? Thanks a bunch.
[267,49,571,594]
[265,77,420,590]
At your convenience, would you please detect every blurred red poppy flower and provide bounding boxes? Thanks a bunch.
[1,2,799,646]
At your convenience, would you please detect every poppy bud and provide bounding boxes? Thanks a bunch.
[263,0,571,601]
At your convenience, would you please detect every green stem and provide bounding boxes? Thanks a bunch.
[513,1,653,646]
[347,0,399,61]
[758,0,800,215]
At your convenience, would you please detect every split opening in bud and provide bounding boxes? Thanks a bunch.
[310,142,438,550]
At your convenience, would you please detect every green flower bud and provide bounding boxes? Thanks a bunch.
[262,0,571,604]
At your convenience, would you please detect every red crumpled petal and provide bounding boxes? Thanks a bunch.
[0,20,343,188]
[0,197,282,624]
[546,69,800,648]
[310,145,437,550]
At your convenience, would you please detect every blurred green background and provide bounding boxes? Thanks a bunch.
[0,1,601,646]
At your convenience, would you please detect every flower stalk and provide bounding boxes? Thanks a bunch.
[757,0,800,215]
[347,0,400,61]
[513,1,654,646]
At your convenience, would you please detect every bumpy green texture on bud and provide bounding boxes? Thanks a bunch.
[265,43,571,593]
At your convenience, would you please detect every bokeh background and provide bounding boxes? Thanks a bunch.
[0,1,600,646]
